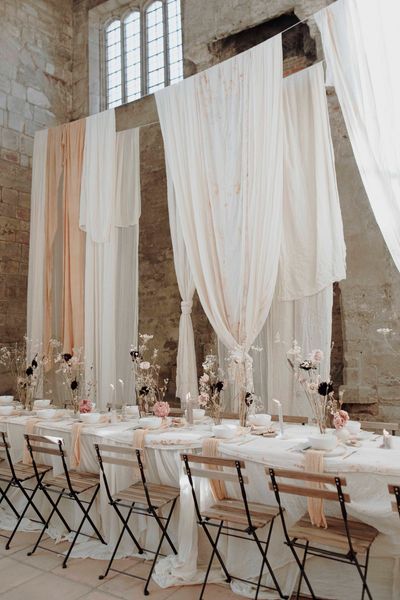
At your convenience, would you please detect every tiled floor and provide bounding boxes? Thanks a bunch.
[0,530,241,599]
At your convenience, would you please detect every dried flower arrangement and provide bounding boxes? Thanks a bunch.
[198,354,225,423]
[130,334,168,416]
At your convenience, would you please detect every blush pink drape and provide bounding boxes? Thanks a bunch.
[62,120,86,354]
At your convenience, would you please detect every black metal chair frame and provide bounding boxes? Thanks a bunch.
[181,453,288,600]
[0,431,51,549]
[268,467,374,600]
[390,484,400,517]
[95,444,179,596]
[25,433,106,568]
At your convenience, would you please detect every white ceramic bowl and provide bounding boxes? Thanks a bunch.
[80,412,101,424]
[0,396,13,405]
[126,405,140,417]
[346,420,362,435]
[0,405,14,416]
[308,433,337,451]
[192,408,205,420]
[139,416,162,429]
[212,424,237,439]
[248,413,271,427]
[33,399,51,409]
[36,408,58,420]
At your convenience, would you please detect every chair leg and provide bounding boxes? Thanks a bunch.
[287,541,316,600]
[296,542,308,600]
[361,548,371,600]
[144,500,178,596]
[252,527,287,600]
[62,487,103,568]
[27,489,65,557]
[150,499,178,555]
[352,551,373,600]
[0,481,20,518]
[99,504,140,581]
[40,485,72,534]
[200,520,231,585]
[199,521,227,600]
[113,502,143,554]
[5,478,45,550]
[72,486,106,545]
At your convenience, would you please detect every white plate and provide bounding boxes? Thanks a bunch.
[323,445,347,458]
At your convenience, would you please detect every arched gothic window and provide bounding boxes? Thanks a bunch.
[104,0,183,108]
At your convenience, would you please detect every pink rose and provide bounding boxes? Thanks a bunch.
[333,409,349,429]
[153,401,170,418]
[79,399,92,414]
[310,349,324,363]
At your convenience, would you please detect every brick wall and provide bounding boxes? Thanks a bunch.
[0,0,73,392]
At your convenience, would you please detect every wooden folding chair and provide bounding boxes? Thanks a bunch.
[182,453,287,600]
[388,484,400,517]
[25,434,105,568]
[95,443,180,595]
[359,421,399,436]
[271,415,308,425]
[268,467,379,600]
[0,431,51,549]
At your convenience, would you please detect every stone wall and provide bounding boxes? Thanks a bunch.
[0,0,73,392]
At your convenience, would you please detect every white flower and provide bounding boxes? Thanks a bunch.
[140,361,151,370]
[310,349,323,363]
[377,328,392,335]
[200,373,209,383]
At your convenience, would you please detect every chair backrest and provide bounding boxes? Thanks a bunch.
[267,467,349,504]
[271,415,308,425]
[388,484,400,515]
[181,453,248,484]
[360,421,399,435]
[169,408,184,417]
[95,443,147,503]
[25,434,65,458]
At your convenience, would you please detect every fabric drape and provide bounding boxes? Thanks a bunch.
[27,130,48,375]
[167,167,197,404]
[316,0,400,272]
[115,128,141,406]
[223,63,345,414]
[80,109,117,409]
[44,125,64,354]
[62,120,86,354]
[156,36,283,406]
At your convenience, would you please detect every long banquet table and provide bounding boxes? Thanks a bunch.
[0,414,399,599]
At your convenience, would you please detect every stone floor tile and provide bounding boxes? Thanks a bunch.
[0,556,42,593]
[0,571,91,600]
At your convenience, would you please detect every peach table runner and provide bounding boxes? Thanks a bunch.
[304,449,327,528]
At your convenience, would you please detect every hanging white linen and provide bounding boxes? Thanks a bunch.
[315,0,400,272]
[244,63,345,415]
[156,36,283,408]
[80,109,117,410]
[27,130,48,378]
[167,167,197,405]
[115,129,141,406]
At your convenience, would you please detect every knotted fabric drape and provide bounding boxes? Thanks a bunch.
[166,167,197,405]
[156,36,283,405]
[27,129,48,391]
[80,112,140,410]
[316,0,400,272]
[221,63,346,413]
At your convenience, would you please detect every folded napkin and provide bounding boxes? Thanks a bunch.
[22,418,41,465]
[70,415,109,468]
[202,438,227,501]
[304,449,327,529]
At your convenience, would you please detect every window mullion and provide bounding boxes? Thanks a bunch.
[163,0,170,87]
[142,10,147,96]
[121,17,127,104]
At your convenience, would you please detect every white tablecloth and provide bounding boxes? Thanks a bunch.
[0,416,399,599]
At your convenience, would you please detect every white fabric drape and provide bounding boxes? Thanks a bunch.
[156,36,283,407]
[115,129,141,406]
[27,130,48,379]
[228,63,346,414]
[315,0,400,272]
[80,109,117,410]
[167,167,197,404]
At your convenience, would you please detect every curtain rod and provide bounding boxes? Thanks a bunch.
[135,7,329,130]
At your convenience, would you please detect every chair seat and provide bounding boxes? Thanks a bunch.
[0,461,51,482]
[201,497,279,529]
[44,470,100,494]
[113,481,180,508]
[289,514,379,554]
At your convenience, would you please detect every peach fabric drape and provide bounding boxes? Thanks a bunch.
[201,438,227,501]
[62,120,86,354]
[304,449,327,529]
[44,126,64,355]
